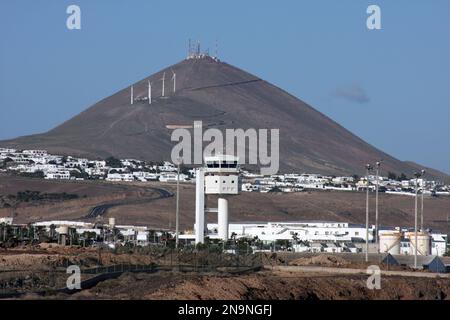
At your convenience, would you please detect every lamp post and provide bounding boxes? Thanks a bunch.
[413,170,425,268]
[375,161,381,252]
[420,171,426,232]
[175,159,181,249]
[365,163,373,263]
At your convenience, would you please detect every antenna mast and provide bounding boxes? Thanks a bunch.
[215,38,218,59]
[188,38,192,58]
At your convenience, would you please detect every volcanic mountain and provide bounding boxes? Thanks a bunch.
[1,56,448,180]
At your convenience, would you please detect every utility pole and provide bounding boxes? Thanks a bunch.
[375,161,381,252]
[413,170,425,268]
[175,159,181,249]
[414,173,419,268]
[365,163,373,263]
[420,174,426,232]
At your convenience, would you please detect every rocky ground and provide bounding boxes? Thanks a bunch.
[145,271,450,300]
[35,269,448,300]
[1,247,449,300]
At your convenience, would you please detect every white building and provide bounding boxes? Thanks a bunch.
[292,243,310,253]
[158,161,177,172]
[159,172,189,182]
[22,150,48,157]
[106,173,134,182]
[0,217,13,225]
[45,170,71,180]
[323,242,344,253]
[0,148,16,154]
[431,233,447,256]
[133,171,159,181]
[206,221,375,243]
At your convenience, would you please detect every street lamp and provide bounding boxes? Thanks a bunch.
[175,158,181,249]
[420,170,426,232]
[375,161,382,252]
[365,163,373,263]
[413,169,425,268]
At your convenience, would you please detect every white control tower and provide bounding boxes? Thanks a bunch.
[195,155,240,244]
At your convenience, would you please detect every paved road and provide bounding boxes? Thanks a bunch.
[85,187,173,219]
[266,265,450,279]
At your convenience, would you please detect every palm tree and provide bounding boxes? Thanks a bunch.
[292,232,299,243]
[49,224,56,242]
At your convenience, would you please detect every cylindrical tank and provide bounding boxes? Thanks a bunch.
[109,217,116,228]
[407,232,431,256]
[56,226,69,246]
[57,226,69,235]
[218,198,228,241]
[379,232,401,255]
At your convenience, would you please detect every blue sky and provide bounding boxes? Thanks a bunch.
[1,0,449,173]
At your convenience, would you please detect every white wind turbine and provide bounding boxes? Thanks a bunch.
[161,72,166,97]
[148,80,152,105]
[130,85,134,105]
[171,69,176,93]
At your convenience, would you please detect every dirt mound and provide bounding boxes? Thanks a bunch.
[147,271,450,300]
[289,254,350,267]
[0,253,65,271]
[0,247,155,271]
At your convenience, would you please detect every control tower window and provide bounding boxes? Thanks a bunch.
[221,162,237,168]
[207,161,220,168]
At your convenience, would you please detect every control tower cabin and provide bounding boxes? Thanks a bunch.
[195,155,240,244]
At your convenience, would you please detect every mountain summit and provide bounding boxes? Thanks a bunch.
[2,56,448,179]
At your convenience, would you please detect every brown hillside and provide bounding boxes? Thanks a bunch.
[2,56,448,180]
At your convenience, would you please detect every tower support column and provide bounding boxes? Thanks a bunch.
[195,168,205,244]
[218,198,228,241]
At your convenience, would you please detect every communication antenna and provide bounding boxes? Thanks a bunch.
[171,69,176,93]
[161,72,166,97]
[148,80,152,105]
[188,39,190,57]
[188,38,192,58]
[215,38,218,59]
[130,86,134,105]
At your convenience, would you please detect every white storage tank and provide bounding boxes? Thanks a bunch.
[56,226,69,235]
[109,217,116,228]
[56,225,69,246]
[379,232,401,255]
[406,232,431,256]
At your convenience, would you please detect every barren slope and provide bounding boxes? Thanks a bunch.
[2,57,448,180]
